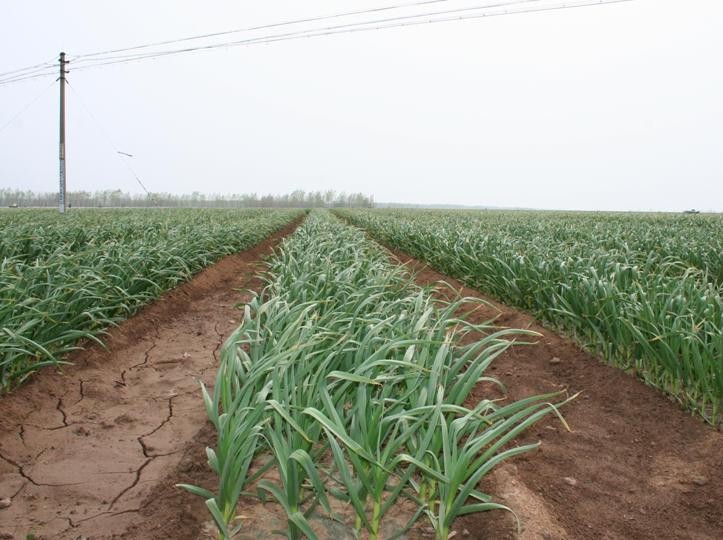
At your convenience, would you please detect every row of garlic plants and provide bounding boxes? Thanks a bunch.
[336,209,722,425]
[0,208,301,389]
[184,210,569,539]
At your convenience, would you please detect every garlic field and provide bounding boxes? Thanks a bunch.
[185,211,570,539]
[337,209,723,425]
[0,208,301,390]
[0,207,720,540]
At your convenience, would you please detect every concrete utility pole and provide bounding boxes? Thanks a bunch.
[58,52,68,213]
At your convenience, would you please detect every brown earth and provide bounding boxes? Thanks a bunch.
[391,250,723,540]
[0,220,300,540]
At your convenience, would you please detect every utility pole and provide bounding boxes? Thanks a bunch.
[58,52,68,213]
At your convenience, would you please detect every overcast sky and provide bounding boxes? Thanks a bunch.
[1,0,721,211]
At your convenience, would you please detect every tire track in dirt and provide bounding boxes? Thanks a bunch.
[391,250,722,540]
[0,219,301,540]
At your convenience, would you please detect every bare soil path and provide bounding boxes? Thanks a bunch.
[393,250,723,540]
[0,221,299,540]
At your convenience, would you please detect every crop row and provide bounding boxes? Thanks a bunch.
[336,209,723,425]
[0,208,301,390]
[184,210,569,539]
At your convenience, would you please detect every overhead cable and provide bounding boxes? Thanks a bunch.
[68,0,546,69]
[1,0,636,86]
[0,57,57,79]
[70,0,635,73]
[72,0,461,60]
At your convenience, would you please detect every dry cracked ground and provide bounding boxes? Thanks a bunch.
[0,224,296,539]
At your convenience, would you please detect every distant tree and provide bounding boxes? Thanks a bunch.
[0,188,375,209]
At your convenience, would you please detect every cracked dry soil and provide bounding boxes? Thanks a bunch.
[0,222,298,539]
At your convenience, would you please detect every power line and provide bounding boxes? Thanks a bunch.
[67,0,553,70]
[0,56,58,86]
[66,0,635,74]
[0,80,55,134]
[1,0,461,82]
[0,57,57,79]
[68,0,545,69]
[0,70,57,87]
[72,0,460,60]
[0,64,57,82]
[1,0,635,85]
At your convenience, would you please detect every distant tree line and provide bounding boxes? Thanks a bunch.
[0,188,374,208]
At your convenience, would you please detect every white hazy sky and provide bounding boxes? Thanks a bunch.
[1,0,721,211]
